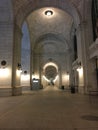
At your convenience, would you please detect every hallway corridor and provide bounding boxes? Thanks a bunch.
[0,89,98,130]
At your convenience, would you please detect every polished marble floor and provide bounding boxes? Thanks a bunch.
[0,86,98,130]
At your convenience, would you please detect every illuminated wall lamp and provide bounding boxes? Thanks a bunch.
[65,72,69,82]
[17,63,22,72]
[77,62,81,71]
[21,71,30,81]
[0,60,10,77]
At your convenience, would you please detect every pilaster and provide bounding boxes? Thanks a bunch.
[76,21,97,93]
[12,24,23,95]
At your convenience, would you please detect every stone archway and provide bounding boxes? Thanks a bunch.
[42,62,59,87]
[0,0,95,96]
[13,0,81,28]
[12,0,82,95]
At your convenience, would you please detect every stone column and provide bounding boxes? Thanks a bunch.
[69,49,75,88]
[76,21,96,93]
[12,24,23,96]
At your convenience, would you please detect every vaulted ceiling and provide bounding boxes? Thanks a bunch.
[12,0,84,53]
[12,0,83,17]
[26,7,73,51]
[12,0,84,27]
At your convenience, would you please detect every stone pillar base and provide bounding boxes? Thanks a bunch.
[0,88,12,97]
[0,87,22,97]
[12,87,22,96]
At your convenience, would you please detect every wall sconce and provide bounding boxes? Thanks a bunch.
[21,71,30,81]
[16,63,22,77]
[77,62,81,71]
[0,60,7,69]
[17,63,22,72]
[0,60,10,78]
[66,72,69,78]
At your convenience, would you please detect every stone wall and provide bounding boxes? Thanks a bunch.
[0,0,13,90]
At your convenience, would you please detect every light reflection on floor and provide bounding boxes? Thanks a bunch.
[43,85,59,91]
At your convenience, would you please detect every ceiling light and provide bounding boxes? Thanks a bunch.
[45,10,53,16]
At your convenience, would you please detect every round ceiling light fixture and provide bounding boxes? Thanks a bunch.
[45,10,53,16]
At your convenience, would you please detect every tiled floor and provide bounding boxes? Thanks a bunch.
[0,86,98,130]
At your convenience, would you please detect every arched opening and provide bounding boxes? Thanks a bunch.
[0,1,96,96]
[12,1,82,94]
[14,0,81,28]
[42,62,59,88]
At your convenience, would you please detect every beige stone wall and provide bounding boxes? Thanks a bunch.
[0,0,13,89]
